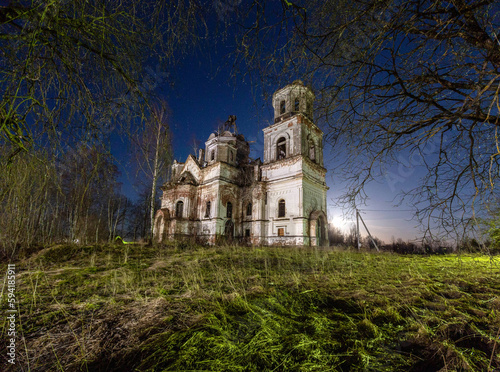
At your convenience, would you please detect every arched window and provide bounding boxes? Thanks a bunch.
[246,202,252,216]
[211,151,215,161]
[205,201,211,218]
[230,151,233,162]
[294,97,300,112]
[278,199,285,218]
[309,140,316,162]
[277,137,286,160]
[227,201,232,218]
[280,100,286,114]
[175,201,184,218]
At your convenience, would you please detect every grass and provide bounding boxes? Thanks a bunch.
[1,243,500,371]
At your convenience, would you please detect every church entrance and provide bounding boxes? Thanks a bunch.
[155,216,163,243]
[224,219,234,240]
[154,208,170,243]
[309,210,328,246]
[316,215,325,245]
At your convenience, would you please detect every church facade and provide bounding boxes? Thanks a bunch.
[153,81,329,246]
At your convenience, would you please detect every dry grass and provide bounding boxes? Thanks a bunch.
[1,243,500,371]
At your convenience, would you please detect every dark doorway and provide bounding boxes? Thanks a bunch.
[317,215,326,246]
[224,219,234,240]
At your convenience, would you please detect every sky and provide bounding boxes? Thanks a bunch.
[119,51,424,244]
[2,1,492,246]
[112,18,429,245]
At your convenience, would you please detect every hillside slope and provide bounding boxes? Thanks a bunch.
[1,244,499,371]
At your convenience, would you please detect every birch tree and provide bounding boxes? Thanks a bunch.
[133,102,172,241]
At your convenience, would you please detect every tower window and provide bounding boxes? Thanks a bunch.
[294,97,300,112]
[278,228,285,237]
[278,199,285,218]
[227,201,232,218]
[246,202,252,216]
[280,100,286,114]
[175,201,184,218]
[309,140,316,162]
[307,101,312,116]
[205,201,211,218]
[211,150,215,161]
[277,137,286,160]
[230,151,233,162]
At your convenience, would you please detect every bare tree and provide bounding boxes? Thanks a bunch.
[0,141,122,254]
[233,0,500,239]
[328,224,345,246]
[363,235,384,250]
[59,144,120,244]
[0,145,56,255]
[133,102,172,241]
[0,0,202,154]
[345,223,358,248]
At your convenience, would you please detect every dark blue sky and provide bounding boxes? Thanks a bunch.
[114,27,427,244]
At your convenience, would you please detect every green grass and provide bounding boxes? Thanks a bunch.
[1,243,500,371]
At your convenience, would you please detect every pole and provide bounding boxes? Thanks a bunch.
[356,209,360,250]
[358,212,380,252]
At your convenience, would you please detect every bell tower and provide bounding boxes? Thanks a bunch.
[272,79,315,124]
[260,80,328,246]
[262,80,323,168]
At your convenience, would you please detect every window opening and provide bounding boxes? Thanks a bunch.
[278,228,285,237]
[278,199,285,218]
[205,201,211,218]
[211,151,215,161]
[175,201,184,218]
[246,202,252,216]
[309,140,316,162]
[227,201,232,218]
[280,100,286,114]
[245,229,251,237]
[277,137,286,160]
[294,97,300,112]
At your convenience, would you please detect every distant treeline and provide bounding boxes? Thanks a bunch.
[328,225,497,255]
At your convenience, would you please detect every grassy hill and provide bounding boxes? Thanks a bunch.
[1,243,499,371]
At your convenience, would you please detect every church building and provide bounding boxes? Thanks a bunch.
[154,80,329,245]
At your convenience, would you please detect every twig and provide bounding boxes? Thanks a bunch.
[489,325,500,370]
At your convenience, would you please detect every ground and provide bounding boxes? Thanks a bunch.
[1,244,500,371]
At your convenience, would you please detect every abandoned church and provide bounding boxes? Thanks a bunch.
[154,81,329,246]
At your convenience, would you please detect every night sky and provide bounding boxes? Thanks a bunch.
[113,27,426,244]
